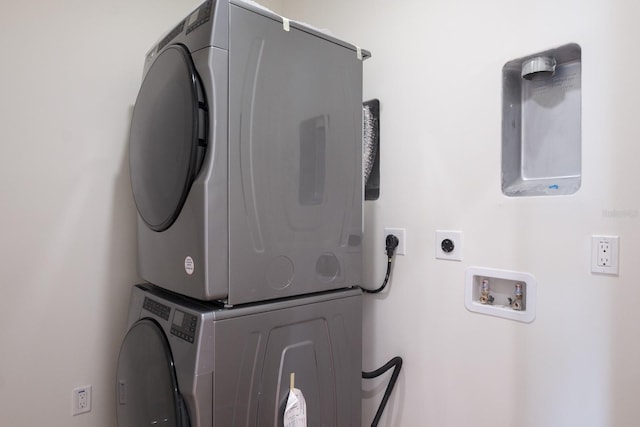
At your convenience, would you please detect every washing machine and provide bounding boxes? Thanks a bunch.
[129,0,369,305]
[116,283,362,426]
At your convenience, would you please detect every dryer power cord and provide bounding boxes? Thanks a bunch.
[361,234,399,294]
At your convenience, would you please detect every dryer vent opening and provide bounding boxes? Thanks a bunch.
[502,43,582,197]
[521,56,557,81]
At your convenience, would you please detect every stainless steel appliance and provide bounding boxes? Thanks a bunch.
[129,0,368,305]
[116,284,362,426]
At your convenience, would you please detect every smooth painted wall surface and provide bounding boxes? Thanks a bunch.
[259,0,284,14]
[278,1,640,426]
[0,1,200,425]
[2,0,639,426]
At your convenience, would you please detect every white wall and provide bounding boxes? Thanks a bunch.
[2,1,639,426]
[259,0,284,14]
[0,1,200,425]
[279,1,640,426]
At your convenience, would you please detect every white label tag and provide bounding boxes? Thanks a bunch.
[184,256,195,275]
[284,388,307,427]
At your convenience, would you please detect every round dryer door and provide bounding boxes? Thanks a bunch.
[116,319,190,427]
[129,44,208,232]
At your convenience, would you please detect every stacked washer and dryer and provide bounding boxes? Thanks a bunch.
[116,1,369,426]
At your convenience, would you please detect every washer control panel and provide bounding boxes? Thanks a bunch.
[170,310,198,343]
[186,0,213,35]
[143,297,170,321]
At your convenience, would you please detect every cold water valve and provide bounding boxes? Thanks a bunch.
[508,283,524,311]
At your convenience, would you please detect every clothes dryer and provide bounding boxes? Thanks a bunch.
[116,284,362,426]
[129,0,368,305]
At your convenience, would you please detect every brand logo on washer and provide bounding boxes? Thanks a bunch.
[184,256,195,275]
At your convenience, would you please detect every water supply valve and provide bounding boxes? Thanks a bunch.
[509,283,524,311]
[479,279,494,305]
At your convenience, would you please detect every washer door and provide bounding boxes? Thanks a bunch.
[129,44,208,232]
[116,319,190,427]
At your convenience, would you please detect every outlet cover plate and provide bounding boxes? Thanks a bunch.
[72,385,91,416]
[591,235,619,275]
[436,230,463,261]
[384,227,406,255]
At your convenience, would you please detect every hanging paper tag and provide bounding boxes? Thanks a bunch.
[284,373,307,427]
[282,17,290,32]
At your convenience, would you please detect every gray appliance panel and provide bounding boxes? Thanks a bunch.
[210,289,362,426]
[229,0,371,59]
[227,4,363,305]
[141,0,229,66]
[132,0,365,304]
[136,46,230,302]
[121,284,362,427]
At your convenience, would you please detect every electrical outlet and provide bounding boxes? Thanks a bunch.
[72,385,91,416]
[435,230,463,261]
[384,227,406,255]
[591,235,619,275]
[598,240,611,266]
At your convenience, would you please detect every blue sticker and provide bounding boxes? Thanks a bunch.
[549,184,559,190]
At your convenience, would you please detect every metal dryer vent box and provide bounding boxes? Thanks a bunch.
[502,43,582,197]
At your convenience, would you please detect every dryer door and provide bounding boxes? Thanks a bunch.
[116,319,190,427]
[129,44,208,232]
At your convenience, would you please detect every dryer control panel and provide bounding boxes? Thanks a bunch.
[170,310,198,343]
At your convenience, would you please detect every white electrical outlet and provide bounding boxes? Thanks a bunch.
[591,235,619,275]
[598,241,611,266]
[72,385,92,416]
[435,230,463,261]
[384,227,406,255]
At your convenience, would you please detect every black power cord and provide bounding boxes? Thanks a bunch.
[362,356,403,427]
[359,234,403,426]
[361,234,399,294]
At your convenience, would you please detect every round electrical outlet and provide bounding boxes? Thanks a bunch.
[441,239,455,253]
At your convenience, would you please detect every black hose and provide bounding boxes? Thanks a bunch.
[362,356,403,427]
